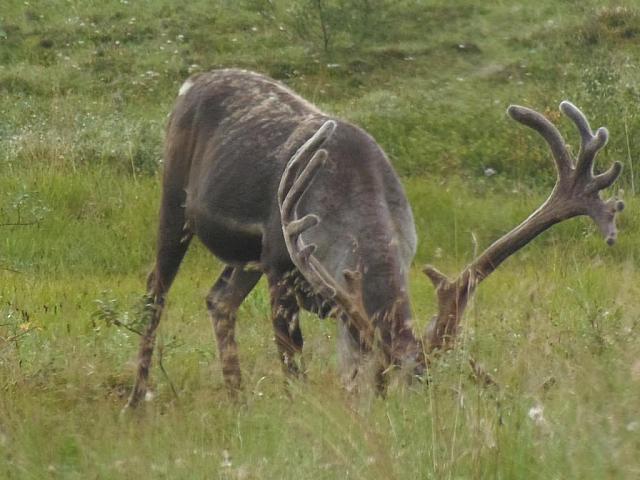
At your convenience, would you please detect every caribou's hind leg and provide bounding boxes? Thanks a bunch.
[207,265,261,395]
[126,176,192,409]
[267,272,304,377]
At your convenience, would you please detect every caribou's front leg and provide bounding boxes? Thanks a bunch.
[127,222,192,409]
[127,275,167,409]
[267,272,305,377]
[336,314,362,385]
[207,266,261,395]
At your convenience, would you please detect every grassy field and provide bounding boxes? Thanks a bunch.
[2,0,640,478]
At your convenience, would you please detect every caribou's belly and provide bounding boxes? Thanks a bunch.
[190,210,263,265]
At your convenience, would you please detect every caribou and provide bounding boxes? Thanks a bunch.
[126,68,623,407]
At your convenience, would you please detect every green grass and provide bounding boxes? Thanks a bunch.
[2,0,640,478]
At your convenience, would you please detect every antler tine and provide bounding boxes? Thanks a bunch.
[593,162,623,192]
[560,101,609,177]
[278,120,337,208]
[281,149,327,222]
[423,265,448,289]
[307,260,359,314]
[285,214,320,237]
[560,101,593,143]
[507,105,572,178]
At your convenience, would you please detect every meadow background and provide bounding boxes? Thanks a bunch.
[1,0,640,478]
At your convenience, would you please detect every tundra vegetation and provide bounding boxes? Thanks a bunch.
[1,0,640,478]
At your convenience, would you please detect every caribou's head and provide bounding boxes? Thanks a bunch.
[278,102,623,376]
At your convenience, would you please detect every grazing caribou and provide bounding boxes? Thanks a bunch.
[126,68,623,407]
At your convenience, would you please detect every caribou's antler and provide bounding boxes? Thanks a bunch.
[278,121,375,349]
[424,101,624,352]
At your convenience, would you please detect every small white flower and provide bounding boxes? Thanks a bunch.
[144,390,155,402]
[528,404,546,426]
[221,449,232,468]
[484,167,497,177]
